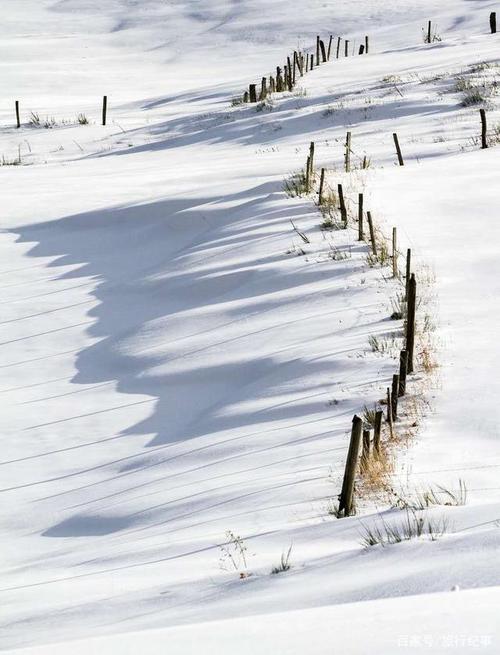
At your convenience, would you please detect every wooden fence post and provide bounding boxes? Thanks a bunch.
[320,40,327,63]
[405,248,412,301]
[316,36,320,66]
[287,56,293,88]
[249,84,257,103]
[338,184,347,226]
[427,20,432,44]
[243,91,249,103]
[373,410,383,455]
[260,77,267,101]
[367,211,377,256]
[392,227,398,277]
[393,133,404,166]
[276,67,283,91]
[490,11,497,34]
[359,45,365,55]
[15,100,20,128]
[345,131,351,172]
[365,35,369,53]
[344,40,349,57]
[406,273,417,374]
[398,350,408,396]
[305,156,311,192]
[361,428,371,471]
[269,77,276,93]
[480,109,488,149]
[102,95,108,125]
[327,35,333,60]
[336,37,341,59]
[391,374,399,421]
[386,388,394,439]
[338,415,363,517]
[358,193,364,241]
[318,168,326,205]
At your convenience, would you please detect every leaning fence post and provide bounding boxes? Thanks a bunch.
[391,374,399,421]
[406,274,417,374]
[316,35,320,66]
[305,156,311,192]
[427,20,432,44]
[15,100,21,128]
[365,35,369,53]
[338,184,347,226]
[336,37,341,59]
[490,11,497,34]
[318,168,326,205]
[367,211,377,256]
[393,133,404,166]
[102,95,108,125]
[373,410,383,455]
[392,227,398,277]
[386,388,394,439]
[399,350,408,396]
[358,193,364,241]
[327,35,333,60]
[320,39,327,63]
[480,109,488,149]
[338,415,363,517]
[345,132,351,172]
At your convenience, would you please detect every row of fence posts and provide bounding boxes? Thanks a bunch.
[297,137,417,518]
[338,108,489,172]
[14,96,108,129]
[338,259,417,517]
[243,33,369,104]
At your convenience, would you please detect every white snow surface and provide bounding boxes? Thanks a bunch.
[1,1,500,652]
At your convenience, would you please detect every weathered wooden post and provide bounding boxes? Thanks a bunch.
[249,84,257,103]
[361,429,371,471]
[367,211,377,256]
[260,77,268,101]
[269,77,276,93]
[338,415,363,517]
[320,39,327,63]
[243,91,249,103]
[427,20,432,44]
[15,100,21,128]
[358,193,364,241]
[318,168,326,205]
[373,410,383,455]
[276,67,283,92]
[338,184,347,226]
[359,45,365,55]
[480,109,488,149]
[305,156,311,192]
[327,35,333,59]
[308,141,315,178]
[386,387,394,439]
[406,273,417,374]
[393,133,404,166]
[490,12,496,33]
[287,56,293,88]
[310,54,314,70]
[365,35,369,53]
[398,350,408,396]
[345,131,351,172]
[405,248,412,301]
[316,35,320,66]
[102,95,108,125]
[344,40,349,57]
[392,227,398,277]
[336,37,341,59]
[391,374,399,421]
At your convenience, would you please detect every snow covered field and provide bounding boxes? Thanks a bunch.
[1,1,499,652]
